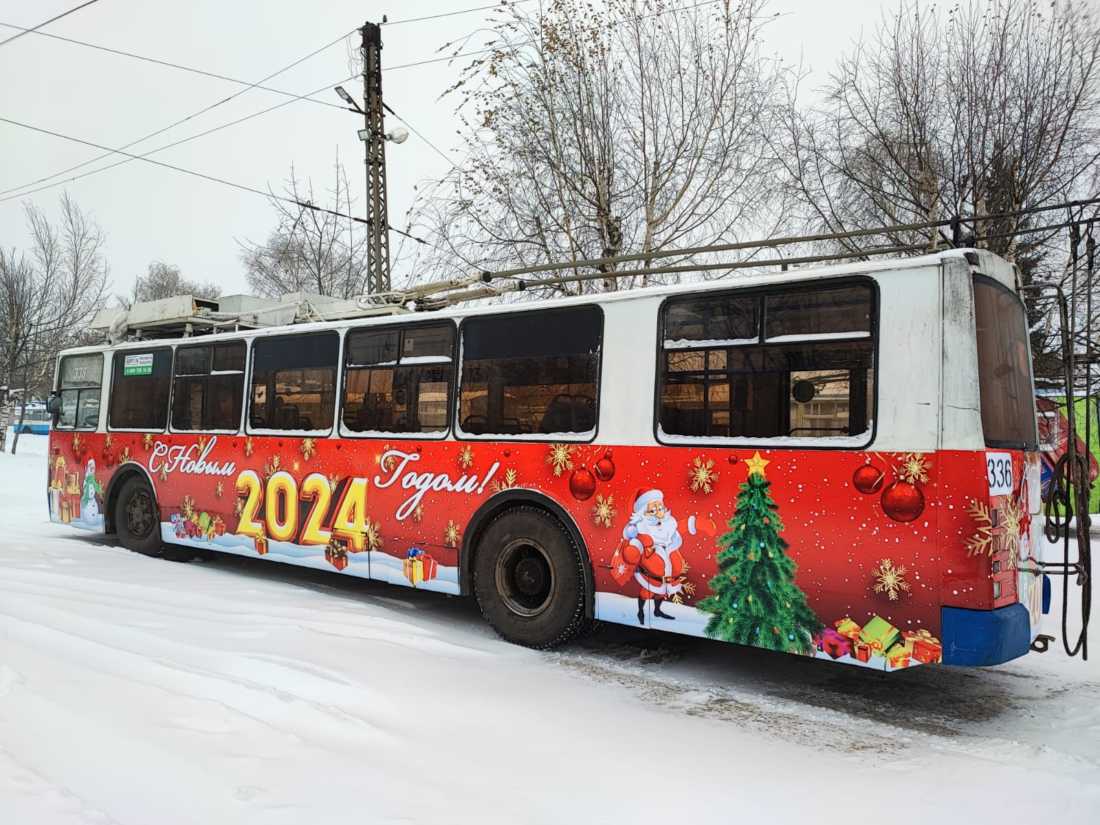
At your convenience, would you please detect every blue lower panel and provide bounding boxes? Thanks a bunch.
[941,603,1031,666]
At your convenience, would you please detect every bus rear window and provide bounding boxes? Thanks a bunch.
[57,353,102,430]
[973,276,1037,450]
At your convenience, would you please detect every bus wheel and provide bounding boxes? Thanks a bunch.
[115,477,165,558]
[473,507,589,649]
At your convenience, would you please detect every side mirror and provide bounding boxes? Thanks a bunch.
[47,393,62,415]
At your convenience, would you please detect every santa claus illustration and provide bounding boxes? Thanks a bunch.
[614,489,715,625]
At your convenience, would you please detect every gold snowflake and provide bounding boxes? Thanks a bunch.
[119,446,132,464]
[457,445,474,470]
[591,494,616,528]
[670,581,697,605]
[215,481,224,499]
[234,497,245,517]
[197,435,208,452]
[142,433,153,451]
[492,468,519,493]
[158,465,169,483]
[71,433,83,454]
[546,443,574,477]
[689,456,717,494]
[896,452,930,485]
[965,500,995,558]
[364,518,383,552]
[327,474,340,493]
[300,438,316,461]
[412,504,424,523]
[181,495,195,519]
[104,434,113,451]
[444,520,461,548]
[998,496,1023,568]
[244,437,254,457]
[872,558,911,601]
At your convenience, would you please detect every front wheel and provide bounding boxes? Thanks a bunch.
[114,476,164,557]
[473,507,590,649]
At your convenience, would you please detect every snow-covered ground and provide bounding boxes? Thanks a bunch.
[2,433,1098,824]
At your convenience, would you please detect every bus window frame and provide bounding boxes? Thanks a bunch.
[454,304,605,444]
[652,276,880,450]
[168,338,248,436]
[246,330,341,438]
[106,346,175,434]
[971,273,1040,451]
[53,351,105,432]
[339,319,457,440]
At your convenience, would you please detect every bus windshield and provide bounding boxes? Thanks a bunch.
[973,275,1038,450]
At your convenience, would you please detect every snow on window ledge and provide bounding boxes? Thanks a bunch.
[656,424,874,449]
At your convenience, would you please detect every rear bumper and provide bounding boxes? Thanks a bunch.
[940,603,1031,666]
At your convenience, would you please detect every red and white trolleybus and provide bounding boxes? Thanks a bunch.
[46,249,1051,670]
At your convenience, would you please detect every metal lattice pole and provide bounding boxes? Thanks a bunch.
[361,21,391,295]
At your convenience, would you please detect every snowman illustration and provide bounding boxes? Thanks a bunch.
[81,459,103,522]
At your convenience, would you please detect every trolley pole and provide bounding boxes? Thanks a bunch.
[361,21,391,295]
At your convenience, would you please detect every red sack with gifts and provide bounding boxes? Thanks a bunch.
[609,540,636,587]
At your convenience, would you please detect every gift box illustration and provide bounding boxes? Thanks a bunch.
[858,615,900,655]
[902,629,942,664]
[403,547,438,586]
[834,617,862,642]
[818,628,852,659]
[886,643,911,669]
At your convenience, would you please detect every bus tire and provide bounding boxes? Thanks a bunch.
[473,507,589,649]
[114,476,166,558]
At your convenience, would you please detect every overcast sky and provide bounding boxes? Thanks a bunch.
[0,0,887,300]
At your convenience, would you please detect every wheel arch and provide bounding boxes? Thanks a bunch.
[103,462,159,535]
[459,490,596,618]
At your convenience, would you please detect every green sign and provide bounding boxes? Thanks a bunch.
[123,353,154,377]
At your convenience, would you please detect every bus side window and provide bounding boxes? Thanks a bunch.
[342,323,454,435]
[56,353,103,430]
[249,333,339,434]
[658,283,875,442]
[108,348,172,431]
[171,341,246,432]
[458,307,602,437]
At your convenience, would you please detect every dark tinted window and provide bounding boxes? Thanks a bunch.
[765,285,872,339]
[460,307,601,436]
[108,348,172,430]
[343,323,454,434]
[249,333,338,432]
[171,341,246,432]
[974,277,1037,449]
[664,294,757,345]
[57,353,102,430]
[659,283,875,440]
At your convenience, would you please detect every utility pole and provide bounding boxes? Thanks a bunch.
[361,20,391,295]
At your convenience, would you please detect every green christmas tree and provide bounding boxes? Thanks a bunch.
[698,453,821,654]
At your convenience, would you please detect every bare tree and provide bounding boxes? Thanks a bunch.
[0,193,109,453]
[239,156,369,299]
[778,0,1100,249]
[407,0,791,295]
[118,261,221,308]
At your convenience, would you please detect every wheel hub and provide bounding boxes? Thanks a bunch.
[495,540,555,617]
[126,491,155,539]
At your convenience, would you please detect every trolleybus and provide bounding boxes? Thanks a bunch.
[46,249,1054,670]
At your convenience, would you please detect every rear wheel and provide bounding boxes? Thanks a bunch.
[473,507,590,649]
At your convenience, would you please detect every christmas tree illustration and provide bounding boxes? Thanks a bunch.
[698,452,821,654]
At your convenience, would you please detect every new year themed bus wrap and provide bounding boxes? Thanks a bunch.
[45,428,1042,672]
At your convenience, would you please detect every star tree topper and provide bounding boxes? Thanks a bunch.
[744,451,770,478]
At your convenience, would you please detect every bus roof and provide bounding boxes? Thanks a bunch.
[58,248,1011,358]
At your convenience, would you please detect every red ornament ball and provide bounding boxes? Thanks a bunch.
[569,467,597,501]
[594,456,616,482]
[852,464,885,495]
[881,481,924,522]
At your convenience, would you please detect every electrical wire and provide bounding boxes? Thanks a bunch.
[0,114,430,246]
[0,20,351,112]
[381,1,538,27]
[0,0,101,49]
[0,29,353,199]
